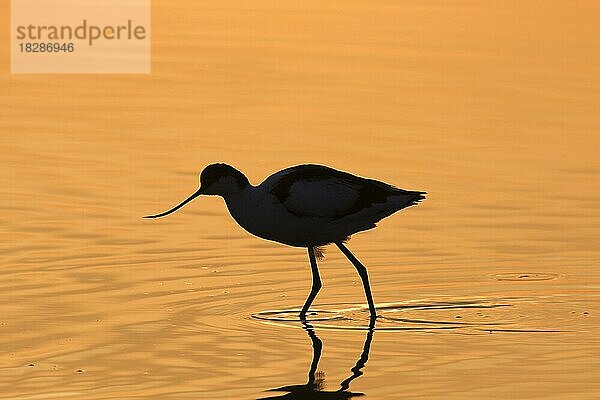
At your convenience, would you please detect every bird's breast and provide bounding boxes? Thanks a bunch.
[223,192,330,247]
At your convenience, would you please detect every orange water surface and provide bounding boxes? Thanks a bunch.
[1,1,599,399]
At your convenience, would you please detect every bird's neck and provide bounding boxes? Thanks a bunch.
[221,185,254,219]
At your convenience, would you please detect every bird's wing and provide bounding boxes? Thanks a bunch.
[269,165,414,219]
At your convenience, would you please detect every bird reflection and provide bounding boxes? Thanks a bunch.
[258,321,375,399]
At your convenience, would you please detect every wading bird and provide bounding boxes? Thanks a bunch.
[145,164,425,320]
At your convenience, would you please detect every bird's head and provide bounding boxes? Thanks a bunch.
[144,163,249,219]
[199,163,249,196]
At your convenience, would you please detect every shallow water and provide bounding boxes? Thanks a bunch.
[1,1,599,398]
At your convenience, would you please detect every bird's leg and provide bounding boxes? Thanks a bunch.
[299,247,322,320]
[336,242,377,320]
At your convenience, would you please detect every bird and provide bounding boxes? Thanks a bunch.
[145,163,426,321]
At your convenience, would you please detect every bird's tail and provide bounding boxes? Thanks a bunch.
[397,190,426,210]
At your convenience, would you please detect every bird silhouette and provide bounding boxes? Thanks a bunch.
[146,164,425,320]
